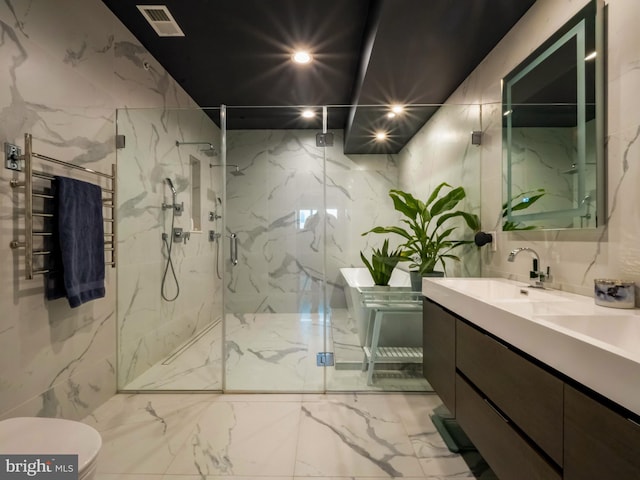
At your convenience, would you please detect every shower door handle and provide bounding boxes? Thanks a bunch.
[229,233,238,265]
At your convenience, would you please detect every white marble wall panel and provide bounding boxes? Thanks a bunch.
[0,0,212,418]
[477,0,640,296]
[116,108,222,388]
[396,104,482,277]
[226,129,399,314]
[399,0,640,298]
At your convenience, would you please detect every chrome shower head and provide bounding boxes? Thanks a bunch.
[209,164,244,176]
[229,166,244,176]
[176,140,218,156]
[562,163,578,174]
[200,145,218,157]
[165,178,177,199]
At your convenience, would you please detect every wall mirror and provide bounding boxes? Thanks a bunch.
[502,0,604,230]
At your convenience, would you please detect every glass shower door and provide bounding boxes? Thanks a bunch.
[222,106,328,392]
[116,106,224,391]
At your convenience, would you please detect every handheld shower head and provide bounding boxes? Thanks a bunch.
[165,178,177,199]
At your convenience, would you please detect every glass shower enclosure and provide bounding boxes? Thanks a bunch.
[115,103,481,393]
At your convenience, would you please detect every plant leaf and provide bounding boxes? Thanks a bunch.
[430,186,466,217]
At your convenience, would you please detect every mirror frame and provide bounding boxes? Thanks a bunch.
[502,0,605,231]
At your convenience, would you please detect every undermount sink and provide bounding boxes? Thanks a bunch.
[536,314,640,354]
[491,299,592,318]
[434,278,569,302]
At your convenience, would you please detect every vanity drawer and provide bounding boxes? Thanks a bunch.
[564,384,640,480]
[456,374,561,480]
[423,298,456,414]
[456,319,563,466]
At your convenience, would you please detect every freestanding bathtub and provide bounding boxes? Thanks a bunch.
[339,267,422,348]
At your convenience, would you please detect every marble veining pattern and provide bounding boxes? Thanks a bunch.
[396,104,482,278]
[225,129,402,317]
[116,106,222,389]
[121,310,429,392]
[0,0,216,418]
[86,392,486,479]
[431,0,640,297]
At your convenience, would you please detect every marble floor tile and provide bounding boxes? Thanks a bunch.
[86,394,212,474]
[329,308,364,367]
[294,398,425,477]
[122,322,222,391]
[225,313,325,391]
[120,312,430,393]
[165,400,301,477]
[86,393,487,480]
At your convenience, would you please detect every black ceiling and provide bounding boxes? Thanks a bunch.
[102,0,536,153]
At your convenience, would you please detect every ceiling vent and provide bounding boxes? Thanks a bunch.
[136,5,185,37]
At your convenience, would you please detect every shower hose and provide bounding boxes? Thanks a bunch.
[161,206,180,302]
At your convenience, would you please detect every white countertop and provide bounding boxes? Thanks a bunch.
[422,277,640,416]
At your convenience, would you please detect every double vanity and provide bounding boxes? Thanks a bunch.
[422,277,640,479]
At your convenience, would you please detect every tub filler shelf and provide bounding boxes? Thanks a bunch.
[359,287,423,385]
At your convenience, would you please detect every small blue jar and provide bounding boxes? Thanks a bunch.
[594,279,635,309]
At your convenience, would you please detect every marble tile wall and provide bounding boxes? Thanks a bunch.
[225,128,400,314]
[401,0,640,297]
[116,108,222,389]
[396,104,482,277]
[0,0,211,418]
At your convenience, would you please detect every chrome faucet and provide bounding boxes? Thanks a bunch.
[507,247,547,288]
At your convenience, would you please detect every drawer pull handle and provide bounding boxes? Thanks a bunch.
[485,333,509,350]
[484,399,509,423]
[628,418,640,428]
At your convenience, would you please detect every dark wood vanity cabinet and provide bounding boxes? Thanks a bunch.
[564,385,640,479]
[456,374,561,480]
[423,297,640,480]
[422,298,456,414]
[456,320,564,466]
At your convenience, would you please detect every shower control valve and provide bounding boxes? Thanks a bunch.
[162,201,183,215]
[173,227,184,243]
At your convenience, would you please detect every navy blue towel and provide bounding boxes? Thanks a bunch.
[47,176,105,308]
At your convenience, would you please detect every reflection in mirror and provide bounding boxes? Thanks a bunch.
[502,0,604,230]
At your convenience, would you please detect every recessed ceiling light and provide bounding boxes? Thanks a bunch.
[292,51,313,64]
[375,131,388,141]
[391,104,404,114]
[386,112,397,119]
[301,109,315,119]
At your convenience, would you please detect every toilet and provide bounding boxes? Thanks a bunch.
[0,417,102,480]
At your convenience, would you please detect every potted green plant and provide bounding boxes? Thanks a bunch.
[360,238,407,287]
[363,182,479,290]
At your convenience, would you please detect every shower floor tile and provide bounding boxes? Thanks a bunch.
[121,311,430,393]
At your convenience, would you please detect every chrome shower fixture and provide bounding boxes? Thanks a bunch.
[165,177,177,199]
[209,164,244,176]
[162,177,183,215]
[175,140,218,156]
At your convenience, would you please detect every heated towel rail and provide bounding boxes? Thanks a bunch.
[9,133,117,279]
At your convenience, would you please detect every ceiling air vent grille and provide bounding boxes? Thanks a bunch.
[136,5,185,37]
